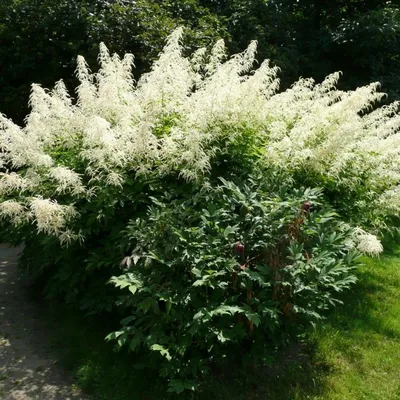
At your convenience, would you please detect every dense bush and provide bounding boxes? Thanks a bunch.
[0,29,399,392]
[107,181,359,393]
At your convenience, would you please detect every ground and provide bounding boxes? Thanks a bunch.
[0,244,88,400]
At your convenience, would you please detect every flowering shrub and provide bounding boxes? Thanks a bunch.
[0,28,399,392]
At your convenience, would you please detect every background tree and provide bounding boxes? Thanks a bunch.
[199,0,400,93]
[0,0,227,124]
[0,0,399,124]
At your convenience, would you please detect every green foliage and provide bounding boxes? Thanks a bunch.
[35,248,400,400]
[105,176,358,391]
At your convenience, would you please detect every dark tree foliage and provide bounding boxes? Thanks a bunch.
[0,0,227,124]
[200,0,400,94]
[0,0,399,124]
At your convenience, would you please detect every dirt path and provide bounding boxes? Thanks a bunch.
[0,244,88,400]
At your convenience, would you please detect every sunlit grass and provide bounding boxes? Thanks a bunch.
[308,252,400,400]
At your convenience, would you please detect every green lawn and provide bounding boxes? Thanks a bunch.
[308,251,400,400]
[47,250,400,400]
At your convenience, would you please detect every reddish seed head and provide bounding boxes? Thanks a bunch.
[234,242,245,255]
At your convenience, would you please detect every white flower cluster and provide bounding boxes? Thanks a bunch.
[48,167,85,195]
[0,200,26,225]
[0,172,31,194]
[353,228,384,257]
[29,198,78,236]
[0,29,398,250]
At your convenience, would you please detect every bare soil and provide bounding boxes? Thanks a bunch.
[0,244,89,400]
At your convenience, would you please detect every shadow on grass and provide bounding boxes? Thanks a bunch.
[320,260,399,340]
[196,343,330,400]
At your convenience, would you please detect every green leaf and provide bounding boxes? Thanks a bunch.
[167,379,197,394]
[150,344,172,361]
[128,285,139,295]
[193,309,212,322]
[166,300,172,314]
[120,316,135,326]
[191,267,202,277]
[138,297,159,314]
[244,311,261,327]
[216,330,230,343]
[105,330,125,342]
[211,305,243,317]
[223,225,237,238]
[129,334,142,352]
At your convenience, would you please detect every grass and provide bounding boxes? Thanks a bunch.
[45,249,400,400]
[307,249,400,400]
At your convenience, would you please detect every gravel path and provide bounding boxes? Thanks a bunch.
[0,244,88,400]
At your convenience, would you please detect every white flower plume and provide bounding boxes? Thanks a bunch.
[0,28,399,244]
[354,228,383,257]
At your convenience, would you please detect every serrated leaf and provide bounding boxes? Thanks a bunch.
[245,311,261,327]
[211,305,243,316]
